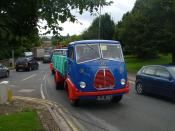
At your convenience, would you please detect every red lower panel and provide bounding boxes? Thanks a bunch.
[66,78,129,100]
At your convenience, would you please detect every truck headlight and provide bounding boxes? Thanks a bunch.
[80,82,86,88]
[121,79,126,85]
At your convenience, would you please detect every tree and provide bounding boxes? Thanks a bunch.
[82,13,115,40]
[114,0,175,63]
[0,0,112,59]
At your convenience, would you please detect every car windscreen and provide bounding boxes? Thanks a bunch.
[167,67,175,78]
[75,43,123,63]
[76,44,101,63]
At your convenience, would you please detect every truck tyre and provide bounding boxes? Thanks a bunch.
[111,96,122,103]
[70,99,79,106]
[67,87,79,106]
[52,70,55,75]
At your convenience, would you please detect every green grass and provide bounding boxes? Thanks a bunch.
[125,54,172,73]
[0,111,43,131]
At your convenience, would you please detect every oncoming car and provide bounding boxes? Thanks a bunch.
[15,57,39,71]
[135,65,175,100]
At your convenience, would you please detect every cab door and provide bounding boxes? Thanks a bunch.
[67,46,76,81]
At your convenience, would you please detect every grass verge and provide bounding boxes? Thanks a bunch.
[125,54,172,73]
[0,111,43,131]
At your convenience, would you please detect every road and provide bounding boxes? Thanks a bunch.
[1,63,175,131]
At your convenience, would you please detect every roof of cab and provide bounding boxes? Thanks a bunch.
[69,40,120,45]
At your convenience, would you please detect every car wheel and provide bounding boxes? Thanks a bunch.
[29,66,32,71]
[16,68,19,72]
[111,95,123,103]
[136,82,144,94]
[5,71,9,77]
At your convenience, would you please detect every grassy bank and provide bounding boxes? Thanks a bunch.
[125,54,172,73]
[0,111,43,131]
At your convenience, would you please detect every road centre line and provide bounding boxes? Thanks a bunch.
[21,74,36,81]
[40,84,45,99]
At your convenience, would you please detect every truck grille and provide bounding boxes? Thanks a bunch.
[94,69,115,89]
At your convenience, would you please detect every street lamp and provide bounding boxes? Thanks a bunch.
[98,3,102,39]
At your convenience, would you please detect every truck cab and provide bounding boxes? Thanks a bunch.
[65,40,129,105]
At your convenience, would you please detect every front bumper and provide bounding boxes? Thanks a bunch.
[66,78,129,100]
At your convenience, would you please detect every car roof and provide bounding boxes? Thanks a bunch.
[69,40,120,45]
[143,65,175,69]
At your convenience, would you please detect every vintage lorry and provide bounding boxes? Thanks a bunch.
[50,40,129,105]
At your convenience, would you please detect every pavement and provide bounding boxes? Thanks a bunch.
[1,63,175,131]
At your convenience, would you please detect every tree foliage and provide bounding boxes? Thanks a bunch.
[114,0,175,63]
[0,0,111,59]
[82,13,115,40]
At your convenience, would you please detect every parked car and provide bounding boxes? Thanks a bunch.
[43,54,51,63]
[135,65,175,100]
[15,57,39,71]
[0,63,9,78]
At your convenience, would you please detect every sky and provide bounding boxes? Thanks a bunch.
[39,0,136,36]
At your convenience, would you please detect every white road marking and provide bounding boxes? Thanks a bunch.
[21,74,36,81]
[40,84,45,99]
[0,81,9,84]
[18,89,35,93]
[43,75,46,81]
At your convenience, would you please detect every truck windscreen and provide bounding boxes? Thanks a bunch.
[76,43,123,63]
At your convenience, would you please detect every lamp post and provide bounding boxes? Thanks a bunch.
[98,3,102,39]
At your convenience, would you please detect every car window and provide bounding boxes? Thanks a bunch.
[156,68,170,79]
[143,67,156,75]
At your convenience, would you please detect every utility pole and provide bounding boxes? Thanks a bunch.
[98,3,102,39]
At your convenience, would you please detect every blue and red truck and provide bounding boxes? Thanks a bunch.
[50,40,129,105]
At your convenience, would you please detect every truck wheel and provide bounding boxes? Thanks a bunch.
[70,99,79,106]
[111,96,122,103]
[55,80,61,90]
[67,87,79,106]
[52,70,55,75]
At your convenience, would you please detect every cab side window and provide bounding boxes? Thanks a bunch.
[156,68,170,79]
[143,67,156,76]
[68,47,74,60]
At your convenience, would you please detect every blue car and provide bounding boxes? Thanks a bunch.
[135,65,175,100]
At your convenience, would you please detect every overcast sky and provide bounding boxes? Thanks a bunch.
[39,0,136,36]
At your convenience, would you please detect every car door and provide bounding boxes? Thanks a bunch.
[154,67,173,97]
[141,66,157,93]
[0,64,6,77]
